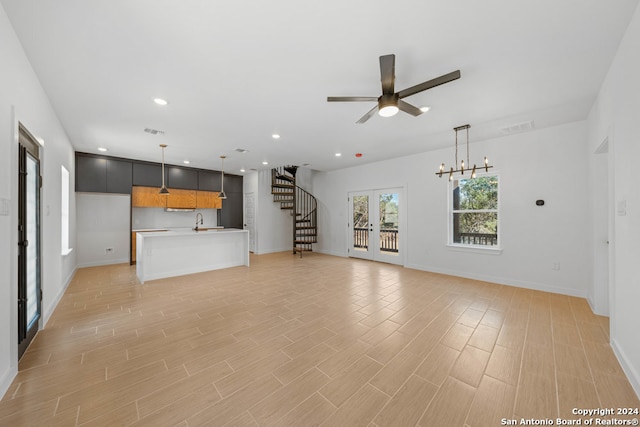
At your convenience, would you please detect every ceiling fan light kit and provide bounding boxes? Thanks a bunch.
[378,94,400,117]
[327,54,460,124]
[436,124,492,180]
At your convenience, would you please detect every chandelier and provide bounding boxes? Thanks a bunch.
[436,124,492,180]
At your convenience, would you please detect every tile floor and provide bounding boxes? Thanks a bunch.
[1,251,638,426]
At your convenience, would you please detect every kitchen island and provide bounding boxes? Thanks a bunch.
[135,228,249,284]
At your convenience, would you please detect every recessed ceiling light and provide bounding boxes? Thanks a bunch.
[335,153,342,157]
[262,161,269,165]
[183,160,190,164]
[272,134,280,140]
[153,98,168,106]
[240,168,246,173]
[419,106,430,113]
[98,147,107,152]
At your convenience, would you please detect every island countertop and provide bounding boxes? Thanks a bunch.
[135,227,241,237]
[135,228,249,284]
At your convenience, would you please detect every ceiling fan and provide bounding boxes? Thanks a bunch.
[327,54,461,124]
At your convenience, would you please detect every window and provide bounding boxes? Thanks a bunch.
[61,165,72,255]
[450,175,499,247]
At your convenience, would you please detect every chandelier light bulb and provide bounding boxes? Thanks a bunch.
[435,124,493,179]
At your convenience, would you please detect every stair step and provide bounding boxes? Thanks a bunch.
[284,166,298,176]
[272,192,293,196]
[281,206,294,210]
[296,226,316,230]
[272,183,294,189]
[294,240,317,244]
[275,174,294,183]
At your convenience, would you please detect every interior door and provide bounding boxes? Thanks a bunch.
[244,192,256,253]
[349,188,403,265]
[18,126,42,359]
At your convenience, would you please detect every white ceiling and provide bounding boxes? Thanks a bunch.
[2,0,638,173]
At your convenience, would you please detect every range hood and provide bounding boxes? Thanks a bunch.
[165,207,196,212]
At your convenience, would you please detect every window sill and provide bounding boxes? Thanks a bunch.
[446,244,502,255]
[61,248,73,256]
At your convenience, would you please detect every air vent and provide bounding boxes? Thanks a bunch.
[235,148,249,153]
[500,120,534,135]
[144,128,165,135]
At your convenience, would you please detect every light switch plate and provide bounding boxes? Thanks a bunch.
[0,198,9,216]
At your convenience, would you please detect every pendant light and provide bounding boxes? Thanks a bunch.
[436,124,492,180]
[159,144,169,194]
[218,155,227,199]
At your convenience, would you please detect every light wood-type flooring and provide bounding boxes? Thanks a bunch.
[1,252,639,426]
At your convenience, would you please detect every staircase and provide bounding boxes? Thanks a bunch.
[271,166,318,256]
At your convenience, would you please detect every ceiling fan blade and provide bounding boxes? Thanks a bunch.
[327,96,378,102]
[356,105,379,124]
[397,70,461,99]
[379,54,395,95]
[398,100,423,116]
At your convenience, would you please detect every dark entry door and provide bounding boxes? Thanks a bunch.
[18,126,42,359]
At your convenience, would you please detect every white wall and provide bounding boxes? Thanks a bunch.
[132,207,218,230]
[254,170,293,254]
[312,121,591,297]
[77,194,131,267]
[587,3,640,397]
[0,4,77,396]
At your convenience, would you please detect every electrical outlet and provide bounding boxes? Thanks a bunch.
[105,247,114,254]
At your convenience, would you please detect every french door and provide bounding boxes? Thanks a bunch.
[18,126,42,359]
[348,188,403,265]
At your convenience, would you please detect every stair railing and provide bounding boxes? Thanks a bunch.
[294,184,317,253]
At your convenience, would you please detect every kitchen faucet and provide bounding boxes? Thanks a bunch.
[194,212,203,231]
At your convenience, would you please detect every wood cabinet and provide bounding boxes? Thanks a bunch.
[132,232,137,263]
[106,159,133,194]
[219,191,243,229]
[132,187,221,209]
[168,166,198,189]
[198,170,222,191]
[196,191,222,209]
[76,155,108,192]
[132,186,167,208]
[166,189,197,209]
[76,154,133,194]
[133,163,166,187]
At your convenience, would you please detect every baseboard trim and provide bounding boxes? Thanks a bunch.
[76,258,129,268]
[0,365,18,400]
[43,266,77,327]
[610,337,640,399]
[405,263,587,298]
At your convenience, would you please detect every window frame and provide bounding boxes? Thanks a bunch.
[61,165,73,256]
[447,172,502,253]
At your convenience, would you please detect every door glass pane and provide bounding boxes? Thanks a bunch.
[26,154,39,328]
[352,195,369,251]
[378,193,399,254]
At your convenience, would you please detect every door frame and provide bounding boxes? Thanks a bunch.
[17,123,43,359]
[243,192,256,253]
[347,186,405,266]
